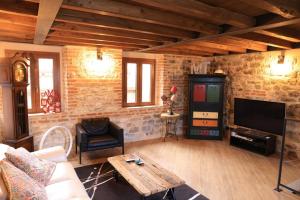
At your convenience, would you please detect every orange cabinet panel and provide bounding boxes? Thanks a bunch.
[192,119,218,127]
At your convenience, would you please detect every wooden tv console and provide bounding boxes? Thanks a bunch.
[230,128,276,156]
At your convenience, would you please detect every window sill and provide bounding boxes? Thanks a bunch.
[28,112,63,117]
[124,104,163,109]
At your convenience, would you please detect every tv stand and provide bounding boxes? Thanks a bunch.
[230,128,276,156]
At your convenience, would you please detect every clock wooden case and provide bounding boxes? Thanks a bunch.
[0,53,33,151]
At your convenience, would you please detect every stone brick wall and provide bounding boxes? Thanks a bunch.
[0,43,203,154]
[203,49,300,159]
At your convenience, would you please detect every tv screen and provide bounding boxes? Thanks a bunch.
[234,98,286,135]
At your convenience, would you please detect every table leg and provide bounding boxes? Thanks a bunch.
[113,170,119,182]
[166,188,176,200]
[164,119,168,142]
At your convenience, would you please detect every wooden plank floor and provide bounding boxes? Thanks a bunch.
[70,137,300,200]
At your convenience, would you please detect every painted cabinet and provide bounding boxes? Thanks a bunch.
[187,74,226,140]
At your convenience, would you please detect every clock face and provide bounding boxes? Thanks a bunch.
[14,62,26,82]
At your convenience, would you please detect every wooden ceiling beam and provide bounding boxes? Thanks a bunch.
[0,32,34,40]
[207,36,268,51]
[48,31,162,46]
[172,45,229,55]
[51,22,176,42]
[46,36,148,49]
[0,22,35,34]
[0,36,33,44]
[56,9,197,39]
[236,32,292,49]
[129,0,255,28]
[255,28,300,42]
[189,41,247,53]
[148,49,212,57]
[34,0,63,44]
[239,0,300,19]
[44,40,139,51]
[0,12,36,27]
[138,15,300,52]
[62,0,220,34]
[0,0,38,17]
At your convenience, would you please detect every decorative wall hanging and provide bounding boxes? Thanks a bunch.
[41,89,61,113]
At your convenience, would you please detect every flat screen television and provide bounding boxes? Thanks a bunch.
[234,98,286,135]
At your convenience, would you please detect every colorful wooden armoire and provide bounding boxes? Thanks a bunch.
[187,74,226,140]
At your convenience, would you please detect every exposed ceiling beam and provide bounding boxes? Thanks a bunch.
[239,0,300,18]
[0,0,38,17]
[57,9,197,39]
[207,36,268,51]
[62,0,220,34]
[148,49,213,57]
[0,12,36,27]
[172,45,229,55]
[46,36,148,49]
[44,40,139,51]
[138,15,300,52]
[193,41,246,53]
[48,31,162,46]
[0,36,33,44]
[34,0,63,44]
[255,28,300,42]
[51,22,176,42]
[0,22,35,34]
[129,0,255,28]
[236,32,292,49]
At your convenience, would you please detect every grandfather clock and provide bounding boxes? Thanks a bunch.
[0,53,33,151]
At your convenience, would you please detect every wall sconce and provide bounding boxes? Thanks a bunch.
[270,51,292,76]
[97,48,103,60]
[84,50,115,77]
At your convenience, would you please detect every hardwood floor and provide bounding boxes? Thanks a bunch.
[70,137,300,200]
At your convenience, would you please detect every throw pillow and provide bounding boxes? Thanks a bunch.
[5,147,56,186]
[0,160,47,200]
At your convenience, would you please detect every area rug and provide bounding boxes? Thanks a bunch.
[75,163,209,200]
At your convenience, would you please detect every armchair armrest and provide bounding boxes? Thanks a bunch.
[76,123,88,144]
[32,146,67,163]
[109,122,124,144]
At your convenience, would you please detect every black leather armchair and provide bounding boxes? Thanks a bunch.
[75,118,124,164]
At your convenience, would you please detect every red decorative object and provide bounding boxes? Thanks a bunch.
[161,85,178,115]
[41,89,61,113]
[170,86,177,94]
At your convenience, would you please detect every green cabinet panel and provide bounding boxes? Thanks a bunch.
[207,85,220,102]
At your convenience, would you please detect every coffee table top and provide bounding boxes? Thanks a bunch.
[108,153,185,197]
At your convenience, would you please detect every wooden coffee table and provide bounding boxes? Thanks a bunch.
[108,153,185,200]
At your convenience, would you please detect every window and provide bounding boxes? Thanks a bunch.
[27,52,60,113]
[122,58,155,107]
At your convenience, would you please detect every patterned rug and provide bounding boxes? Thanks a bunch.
[75,163,209,200]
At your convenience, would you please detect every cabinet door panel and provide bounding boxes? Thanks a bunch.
[192,119,218,127]
[193,111,218,119]
[193,84,206,102]
[207,85,220,102]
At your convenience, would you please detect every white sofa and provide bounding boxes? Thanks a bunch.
[0,144,90,200]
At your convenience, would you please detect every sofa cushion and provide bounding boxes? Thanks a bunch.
[82,118,110,135]
[0,176,7,200]
[0,160,47,200]
[46,180,90,200]
[49,162,79,185]
[5,147,56,186]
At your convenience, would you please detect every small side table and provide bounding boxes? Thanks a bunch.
[160,113,180,142]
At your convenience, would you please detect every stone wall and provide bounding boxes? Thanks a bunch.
[203,49,300,159]
[0,43,203,154]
